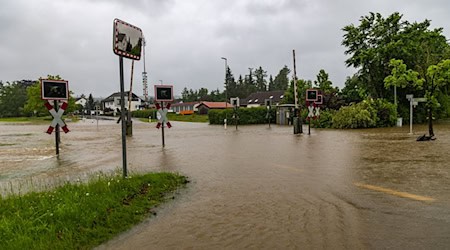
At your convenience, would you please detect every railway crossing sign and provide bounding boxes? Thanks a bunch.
[155,103,172,129]
[307,104,315,119]
[314,106,320,118]
[44,101,69,134]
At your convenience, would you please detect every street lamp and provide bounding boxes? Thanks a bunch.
[221,57,228,129]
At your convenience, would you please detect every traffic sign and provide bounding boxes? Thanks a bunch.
[314,106,320,119]
[314,94,323,105]
[155,103,172,129]
[306,89,318,102]
[44,101,69,134]
[113,19,143,60]
[307,104,315,118]
[41,79,69,100]
[414,98,427,102]
[155,85,174,102]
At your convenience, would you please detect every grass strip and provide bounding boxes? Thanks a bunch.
[139,113,208,123]
[0,172,188,249]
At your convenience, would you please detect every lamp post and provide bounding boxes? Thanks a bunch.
[221,57,228,129]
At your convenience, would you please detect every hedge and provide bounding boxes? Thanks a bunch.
[208,107,276,125]
[131,109,157,119]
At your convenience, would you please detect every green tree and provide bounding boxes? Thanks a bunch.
[385,59,450,137]
[314,69,335,94]
[340,75,366,104]
[198,88,209,100]
[225,67,237,99]
[314,70,343,110]
[283,79,312,106]
[268,75,275,91]
[342,12,449,101]
[0,81,28,117]
[254,66,267,91]
[273,66,290,91]
[87,93,95,115]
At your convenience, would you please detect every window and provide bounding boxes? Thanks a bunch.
[254,99,258,102]
[249,100,253,103]
[269,95,273,99]
[280,95,284,99]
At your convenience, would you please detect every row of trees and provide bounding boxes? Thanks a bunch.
[181,65,292,102]
[0,76,78,117]
[225,66,291,99]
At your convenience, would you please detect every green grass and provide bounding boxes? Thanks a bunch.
[0,116,79,124]
[0,172,188,249]
[139,113,208,123]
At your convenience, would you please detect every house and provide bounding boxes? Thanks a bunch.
[240,90,285,108]
[75,96,87,108]
[171,102,200,114]
[102,91,144,114]
[196,102,232,115]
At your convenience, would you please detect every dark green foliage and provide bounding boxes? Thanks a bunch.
[131,109,157,119]
[273,66,290,91]
[208,107,276,125]
[310,109,336,128]
[332,99,397,129]
[0,81,28,117]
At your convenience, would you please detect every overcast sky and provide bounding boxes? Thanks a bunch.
[1,0,449,98]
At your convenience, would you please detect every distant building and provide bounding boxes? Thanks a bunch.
[240,90,285,108]
[75,96,87,107]
[102,91,144,115]
[196,101,232,115]
[171,102,200,114]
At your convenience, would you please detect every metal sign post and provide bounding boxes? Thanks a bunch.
[96,106,100,130]
[119,56,128,177]
[265,99,272,128]
[156,102,172,147]
[113,18,143,178]
[406,94,427,135]
[54,100,60,155]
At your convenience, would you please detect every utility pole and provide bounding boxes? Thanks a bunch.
[292,50,302,134]
[221,57,228,130]
[127,60,134,136]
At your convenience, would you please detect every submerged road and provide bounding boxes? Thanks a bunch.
[1,120,449,249]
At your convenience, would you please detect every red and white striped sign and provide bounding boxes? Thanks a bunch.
[44,101,69,134]
[113,19,143,60]
[155,103,172,129]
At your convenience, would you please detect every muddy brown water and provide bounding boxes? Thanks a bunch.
[1,120,449,249]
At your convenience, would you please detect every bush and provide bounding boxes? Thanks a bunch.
[132,109,157,119]
[208,107,276,125]
[332,98,397,129]
[310,109,336,128]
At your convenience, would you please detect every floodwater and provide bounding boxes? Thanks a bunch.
[1,119,450,249]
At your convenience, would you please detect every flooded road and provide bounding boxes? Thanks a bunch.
[1,119,450,249]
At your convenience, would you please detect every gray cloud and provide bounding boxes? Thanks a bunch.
[0,0,449,98]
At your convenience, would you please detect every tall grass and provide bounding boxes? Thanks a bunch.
[0,172,188,249]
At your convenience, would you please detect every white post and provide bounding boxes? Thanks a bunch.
[409,98,413,135]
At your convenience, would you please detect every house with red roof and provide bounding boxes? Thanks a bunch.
[196,102,232,115]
